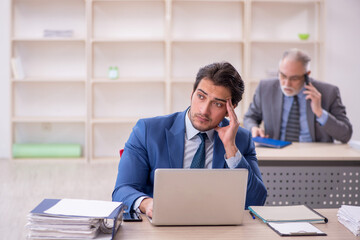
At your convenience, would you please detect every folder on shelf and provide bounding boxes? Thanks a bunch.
[248,205,328,223]
[252,137,291,149]
[27,199,125,240]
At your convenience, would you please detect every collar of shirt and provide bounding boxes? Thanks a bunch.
[185,109,214,143]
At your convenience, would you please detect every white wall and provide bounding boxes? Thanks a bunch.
[0,0,359,158]
[325,0,360,141]
[0,0,10,159]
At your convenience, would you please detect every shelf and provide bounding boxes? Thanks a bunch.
[91,38,165,43]
[12,78,86,83]
[12,117,86,123]
[171,39,244,43]
[250,1,320,41]
[13,122,86,147]
[13,82,86,118]
[251,0,322,3]
[172,1,244,40]
[92,1,165,39]
[171,42,243,79]
[13,41,86,79]
[250,42,320,80]
[92,82,166,118]
[91,78,165,83]
[91,118,140,124]
[92,122,135,159]
[92,42,165,79]
[11,0,324,161]
[250,40,322,44]
[12,38,86,42]
[13,0,86,39]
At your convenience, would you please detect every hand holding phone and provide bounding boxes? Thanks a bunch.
[304,74,309,85]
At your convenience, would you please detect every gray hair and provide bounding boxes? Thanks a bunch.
[280,48,311,71]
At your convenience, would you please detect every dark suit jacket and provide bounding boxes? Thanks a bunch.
[112,109,267,210]
[244,78,352,143]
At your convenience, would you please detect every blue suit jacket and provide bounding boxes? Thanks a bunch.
[112,110,267,210]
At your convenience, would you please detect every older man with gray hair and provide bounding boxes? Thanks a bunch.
[244,48,352,143]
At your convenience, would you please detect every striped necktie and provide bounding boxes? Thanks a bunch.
[190,133,207,168]
[285,96,300,142]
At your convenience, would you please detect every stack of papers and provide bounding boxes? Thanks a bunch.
[337,205,360,236]
[26,199,124,240]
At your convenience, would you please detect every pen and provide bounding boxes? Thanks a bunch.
[249,211,256,219]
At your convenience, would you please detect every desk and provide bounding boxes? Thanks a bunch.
[256,143,360,208]
[115,209,358,240]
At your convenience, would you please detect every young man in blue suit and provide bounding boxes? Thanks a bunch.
[112,62,267,218]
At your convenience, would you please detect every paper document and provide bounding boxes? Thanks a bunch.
[268,222,326,236]
[44,199,122,218]
[337,205,360,236]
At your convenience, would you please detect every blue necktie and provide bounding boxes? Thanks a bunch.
[285,96,300,142]
[190,133,207,168]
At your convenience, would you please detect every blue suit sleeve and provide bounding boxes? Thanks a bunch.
[112,120,152,211]
[236,131,267,209]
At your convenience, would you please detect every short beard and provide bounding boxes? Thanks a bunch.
[280,85,302,97]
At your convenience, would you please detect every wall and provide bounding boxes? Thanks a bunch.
[0,0,359,158]
[325,0,360,141]
[0,0,10,159]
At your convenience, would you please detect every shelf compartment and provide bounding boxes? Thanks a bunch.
[13,82,86,117]
[92,122,135,159]
[12,41,86,79]
[250,42,319,80]
[170,82,193,113]
[13,122,85,151]
[92,42,165,79]
[92,82,165,118]
[251,1,320,41]
[92,1,165,39]
[171,1,244,41]
[171,42,243,78]
[13,0,85,39]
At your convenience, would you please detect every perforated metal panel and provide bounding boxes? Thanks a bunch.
[260,166,360,208]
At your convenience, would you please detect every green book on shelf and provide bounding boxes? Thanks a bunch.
[12,143,82,158]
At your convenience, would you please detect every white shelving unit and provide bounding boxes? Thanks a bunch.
[10,0,87,160]
[10,0,325,161]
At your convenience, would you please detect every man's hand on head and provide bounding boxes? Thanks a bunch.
[214,99,239,158]
[139,198,153,219]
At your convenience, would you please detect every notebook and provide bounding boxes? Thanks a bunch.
[248,205,328,223]
[150,169,248,226]
[253,137,292,148]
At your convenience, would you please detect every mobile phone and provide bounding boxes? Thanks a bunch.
[123,211,142,222]
[304,74,309,85]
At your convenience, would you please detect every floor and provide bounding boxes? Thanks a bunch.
[0,158,120,239]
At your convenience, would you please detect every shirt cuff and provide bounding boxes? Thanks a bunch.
[316,109,329,126]
[133,196,147,213]
[225,150,242,169]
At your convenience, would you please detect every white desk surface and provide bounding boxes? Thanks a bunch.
[115,209,358,240]
[255,142,360,161]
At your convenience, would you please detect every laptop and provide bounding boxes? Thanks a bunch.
[150,168,248,226]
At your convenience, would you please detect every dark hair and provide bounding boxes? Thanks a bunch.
[193,62,244,106]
